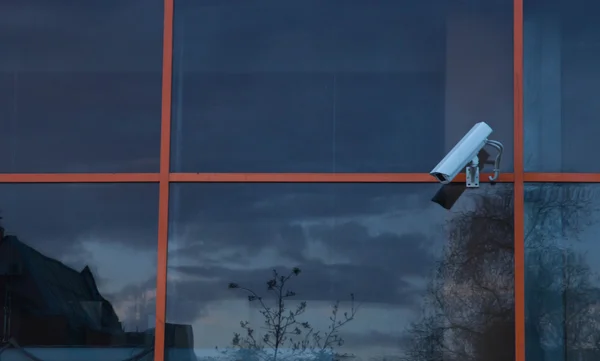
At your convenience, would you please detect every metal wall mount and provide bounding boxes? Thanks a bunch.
[465,139,504,188]
[466,165,480,188]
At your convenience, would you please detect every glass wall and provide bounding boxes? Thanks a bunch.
[524,184,600,361]
[170,0,514,173]
[0,0,164,360]
[165,1,515,360]
[523,0,600,360]
[0,184,158,360]
[166,183,514,360]
[524,0,600,172]
[15,0,600,360]
[0,0,163,173]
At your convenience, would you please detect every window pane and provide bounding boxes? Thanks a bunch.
[171,1,514,173]
[525,184,600,360]
[0,184,158,358]
[0,1,163,173]
[166,183,515,360]
[524,0,600,172]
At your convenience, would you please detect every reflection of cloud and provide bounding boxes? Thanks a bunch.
[109,280,158,332]
[166,184,445,330]
[0,184,159,335]
[170,262,421,306]
[165,183,514,359]
[310,222,435,276]
[0,177,516,359]
[0,184,158,253]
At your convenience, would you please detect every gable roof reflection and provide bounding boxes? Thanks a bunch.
[0,234,122,336]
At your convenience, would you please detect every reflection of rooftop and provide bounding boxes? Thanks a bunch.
[0,232,127,345]
[0,228,195,360]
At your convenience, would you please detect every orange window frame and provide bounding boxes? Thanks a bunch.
[0,0,594,360]
[514,0,525,360]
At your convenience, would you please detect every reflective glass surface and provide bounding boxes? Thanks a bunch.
[171,0,514,173]
[524,0,600,172]
[0,184,158,359]
[0,0,163,173]
[166,183,515,360]
[525,184,600,360]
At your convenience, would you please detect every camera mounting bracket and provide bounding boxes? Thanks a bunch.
[465,139,504,188]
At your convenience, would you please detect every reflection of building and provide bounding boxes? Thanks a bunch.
[0,229,136,346]
[0,227,196,360]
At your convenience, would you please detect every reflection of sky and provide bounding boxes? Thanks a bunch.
[0,181,511,359]
[2,1,600,360]
[9,182,600,359]
[7,180,571,359]
[166,183,510,359]
[0,184,159,333]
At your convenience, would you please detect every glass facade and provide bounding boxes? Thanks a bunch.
[170,0,513,173]
[524,0,600,172]
[0,184,158,358]
[166,183,514,360]
[525,184,600,360]
[0,0,164,173]
[0,0,596,361]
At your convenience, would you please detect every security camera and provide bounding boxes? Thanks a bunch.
[430,121,504,188]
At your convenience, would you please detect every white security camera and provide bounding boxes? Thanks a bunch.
[430,122,504,188]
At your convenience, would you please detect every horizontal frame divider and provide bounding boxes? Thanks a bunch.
[0,173,599,183]
[0,173,161,183]
[0,172,510,183]
[523,173,600,182]
[169,172,514,183]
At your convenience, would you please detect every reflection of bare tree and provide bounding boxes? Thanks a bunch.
[402,188,514,361]
[525,185,600,361]
[221,268,358,361]
[402,185,600,361]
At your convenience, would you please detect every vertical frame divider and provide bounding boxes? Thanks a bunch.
[514,0,525,359]
[155,0,174,360]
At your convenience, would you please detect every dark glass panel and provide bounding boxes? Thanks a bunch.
[0,0,163,173]
[171,0,514,173]
[166,183,515,361]
[524,0,600,172]
[0,183,158,359]
[525,184,600,360]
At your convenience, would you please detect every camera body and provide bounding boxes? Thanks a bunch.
[430,122,493,184]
